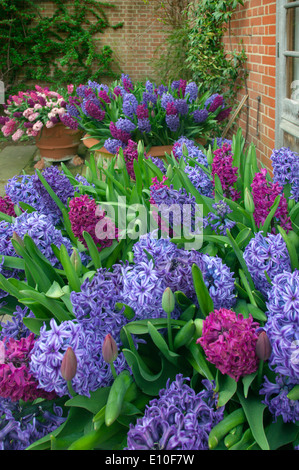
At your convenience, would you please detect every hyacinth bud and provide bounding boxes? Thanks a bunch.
[244,187,255,213]
[194,318,204,338]
[97,154,103,170]
[137,140,144,156]
[116,152,125,170]
[61,347,77,381]
[255,331,272,361]
[70,248,82,274]
[166,164,173,179]
[182,143,188,158]
[12,231,25,247]
[162,287,175,314]
[102,334,118,364]
[206,146,213,165]
[85,167,93,184]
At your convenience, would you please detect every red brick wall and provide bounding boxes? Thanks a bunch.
[222,0,277,172]
[38,1,170,84]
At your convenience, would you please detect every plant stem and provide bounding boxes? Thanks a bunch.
[167,311,174,351]
[110,361,117,379]
[67,380,76,397]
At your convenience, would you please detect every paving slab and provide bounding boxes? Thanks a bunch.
[0,144,37,195]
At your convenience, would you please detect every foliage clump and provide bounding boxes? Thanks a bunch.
[0,0,123,96]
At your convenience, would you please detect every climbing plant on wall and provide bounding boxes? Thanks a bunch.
[0,0,123,95]
[144,0,247,106]
[186,0,247,104]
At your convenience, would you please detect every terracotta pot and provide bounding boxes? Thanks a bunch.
[35,123,83,162]
[83,135,173,161]
[146,145,173,160]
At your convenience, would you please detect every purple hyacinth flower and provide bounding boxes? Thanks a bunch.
[243,232,291,298]
[263,270,299,381]
[192,108,209,124]
[125,374,224,450]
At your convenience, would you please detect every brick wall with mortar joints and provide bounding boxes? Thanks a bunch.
[37,1,170,84]
[222,0,277,172]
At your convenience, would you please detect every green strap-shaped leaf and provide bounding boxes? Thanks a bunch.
[277,225,299,270]
[191,263,214,317]
[0,254,25,270]
[237,389,270,450]
[19,289,72,322]
[147,321,181,365]
[261,195,280,235]
[105,370,133,426]
[0,210,13,223]
[23,317,50,336]
[216,372,237,407]
[82,231,102,270]
[59,244,82,293]
[226,229,255,291]
[23,235,65,286]
[185,341,215,382]
[122,348,179,396]
[11,238,52,293]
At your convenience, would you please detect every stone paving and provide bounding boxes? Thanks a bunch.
[0,141,89,196]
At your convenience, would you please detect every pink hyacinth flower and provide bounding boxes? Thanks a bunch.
[23,108,33,118]
[12,128,24,141]
[28,112,40,122]
[2,119,17,137]
[33,120,43,132]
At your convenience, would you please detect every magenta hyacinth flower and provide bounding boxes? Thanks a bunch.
[197,308,260,381]
[69,194,117,251]
[0,334,57,402]
[0,195,16,217]
[211,143,240,201]
[251,168,292,233]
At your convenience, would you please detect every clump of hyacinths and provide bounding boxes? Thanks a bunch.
[30,265,128,397]
[149,176,201,239]
[126,374,224,450]
[0,397,66,450]
[0,84,76,140]
[130,233,236,311]
[1,120,299,451]
[62,75,231,152]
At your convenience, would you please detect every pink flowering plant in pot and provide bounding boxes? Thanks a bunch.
[0,125,299,450]
[0,84,77,141]
[61,73,232,154]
